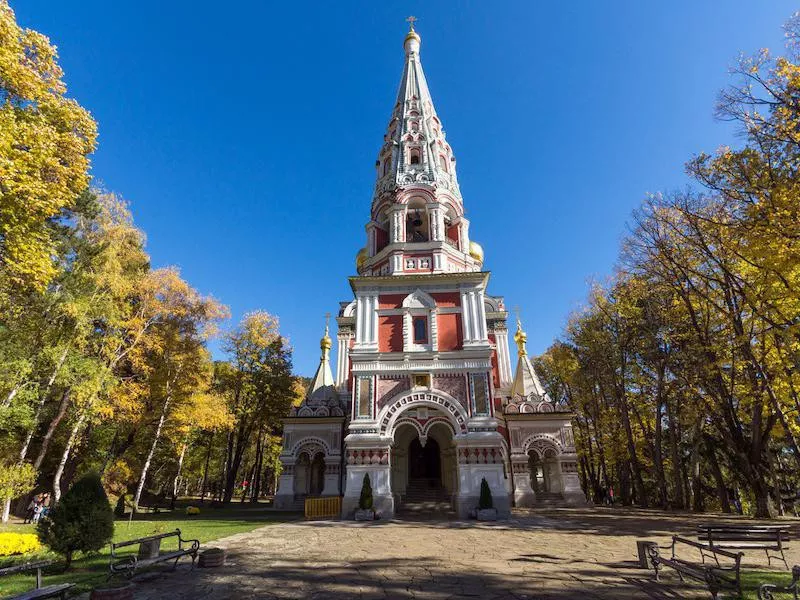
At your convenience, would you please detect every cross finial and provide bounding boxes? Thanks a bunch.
[406,15,417,31]
[513,305,522,325]
[324,312,331,333]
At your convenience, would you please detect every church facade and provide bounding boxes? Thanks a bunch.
[274,25,586,519]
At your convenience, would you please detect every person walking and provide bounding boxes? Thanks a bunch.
[23,495,39,524]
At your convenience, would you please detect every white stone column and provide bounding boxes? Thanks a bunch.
[391,207,405,243]
[494,327,513,387]
[427,202,443,242]
[460,290,474,343]
[322,458,341,496]
[336,332,351,390]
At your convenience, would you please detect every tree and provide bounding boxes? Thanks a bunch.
[478,478,493,510]
[0,0,97,291]
[358,473,373,510]
[37,472,113,569]
[128,269,227,512]
[0,462,35,522]
[217,312,293,504]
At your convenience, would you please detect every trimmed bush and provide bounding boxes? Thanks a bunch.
[358,473,373,510]
[38,472,114,568]
[478,477,493,510]
[0,532,42,556]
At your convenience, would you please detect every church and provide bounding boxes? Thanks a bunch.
[273,23,586,519]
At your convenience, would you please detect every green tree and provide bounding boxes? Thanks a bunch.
[37,472,113,568]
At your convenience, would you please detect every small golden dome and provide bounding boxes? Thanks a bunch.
[320,332,332,352]
[356,247,368,270]
[469,241,484,264]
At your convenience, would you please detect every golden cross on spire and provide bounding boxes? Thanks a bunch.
[324,312,331,334]
[512,306,528,357]
[406,15,418,31]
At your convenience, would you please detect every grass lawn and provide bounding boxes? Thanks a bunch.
[0,501,300,598]
[740,569,798,599]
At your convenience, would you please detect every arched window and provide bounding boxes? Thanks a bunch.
[409,148,421,165]
[439,155,448,172]
[413,316,428,344]
[382,158,390,176]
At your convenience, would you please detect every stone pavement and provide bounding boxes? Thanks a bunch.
[121,508,800,599]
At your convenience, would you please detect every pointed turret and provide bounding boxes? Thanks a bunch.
[358,22,482,277]
[510,316,548,400]
[372,22,461,206]
[289,318,341,417]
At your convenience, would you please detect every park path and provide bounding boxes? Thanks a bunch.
[118,508,800,599]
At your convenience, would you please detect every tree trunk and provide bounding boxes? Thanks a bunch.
[200,432,213,503]
[19,347,70,462]
[32,388,72,471]
[53,413,86,502]
[706,439,731,513]
[666,396,686,509]
[133,393,171,513]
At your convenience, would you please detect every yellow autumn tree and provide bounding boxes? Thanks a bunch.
[0,0,97,290]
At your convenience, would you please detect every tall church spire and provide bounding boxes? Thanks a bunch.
[373,22,462,205]
[358,23,483,277]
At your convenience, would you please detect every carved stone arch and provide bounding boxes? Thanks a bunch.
[402,289,435,309]
[422,417,455,438]
[378,390,469,438]
[522,433,564,459]
[342,300,356,318]
[291,436,332,458]
[393,417,424,440]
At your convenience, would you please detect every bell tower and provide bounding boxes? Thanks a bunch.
[357,22,484,278]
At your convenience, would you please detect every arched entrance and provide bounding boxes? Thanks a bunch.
[527,440,562,495]
[294,451,325,497]
[409,437,440,480]
[390,420,457,506]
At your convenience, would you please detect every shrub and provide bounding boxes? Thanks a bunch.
[37,472,114,568]
[185,506,200,515]
[478,478,493,510]
[358,473,373,510]
[0,532,42,556]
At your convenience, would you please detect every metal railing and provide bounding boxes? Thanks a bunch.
[304,496,342,520]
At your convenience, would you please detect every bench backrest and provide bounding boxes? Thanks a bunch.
[0,560,55,577]
[698,526,790,543]
[111,528,181,550]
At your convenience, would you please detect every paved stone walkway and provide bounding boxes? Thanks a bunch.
[123,508,800,599]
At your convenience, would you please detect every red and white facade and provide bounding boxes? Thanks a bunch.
[274,25,585,517]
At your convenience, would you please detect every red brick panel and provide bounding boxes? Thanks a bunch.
[379,294,405,309]
[378,315,403,352]
[431,292,460,308]
[437,313,463,351]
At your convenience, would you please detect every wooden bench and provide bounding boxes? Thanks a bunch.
[0,560,74,600]
[648,536,742,600]
[698,524,791,568]
[758,565,800,599]
[109,529,199,578]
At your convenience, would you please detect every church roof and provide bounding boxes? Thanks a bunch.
[509,317,548,400]
[289,321,343,418]
[372,23,462,208]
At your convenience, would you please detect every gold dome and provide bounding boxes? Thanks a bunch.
[356,247,368,270]
[468,241,484,264]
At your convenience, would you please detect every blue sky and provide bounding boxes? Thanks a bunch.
[14,1,796,375]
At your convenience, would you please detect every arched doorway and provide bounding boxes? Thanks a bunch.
[409,437,441,480]
[527,443,562,495]
[309,453,325,496]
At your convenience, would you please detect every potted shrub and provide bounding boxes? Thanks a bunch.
[354,473,375,521]
[476,478,498,521]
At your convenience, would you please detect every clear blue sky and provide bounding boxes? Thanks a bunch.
[14,1,795,376]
